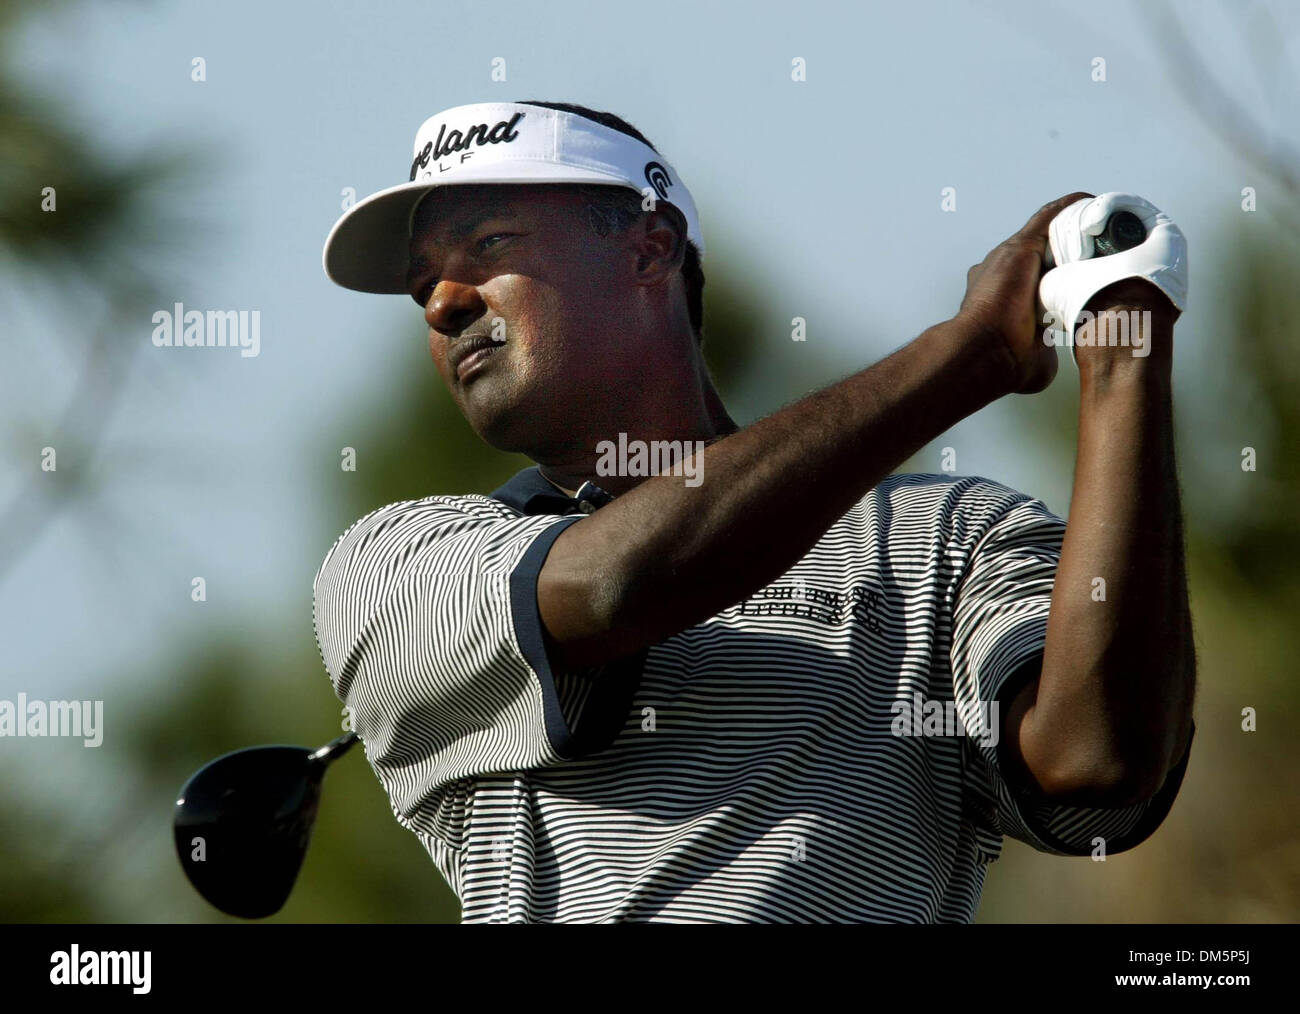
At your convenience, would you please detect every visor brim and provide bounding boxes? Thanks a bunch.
[322,165,644,294]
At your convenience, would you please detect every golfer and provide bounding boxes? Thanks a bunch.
[313,100,1196,923]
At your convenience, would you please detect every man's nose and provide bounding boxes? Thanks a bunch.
[425,280,486,335]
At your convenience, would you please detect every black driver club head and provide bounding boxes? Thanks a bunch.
[173,732,358,919]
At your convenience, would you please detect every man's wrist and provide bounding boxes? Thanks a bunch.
[928,315,1018,403]
[1077,344,1173,398]
[1074,301,1175,384]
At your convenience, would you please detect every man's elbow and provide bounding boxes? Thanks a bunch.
[537,553,631,672]
[1030,656,1196,808]
[1037,747,1176,809]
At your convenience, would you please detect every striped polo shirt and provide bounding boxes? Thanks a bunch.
[312,467,1192,923]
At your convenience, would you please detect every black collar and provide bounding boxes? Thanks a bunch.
[489,466,615,516]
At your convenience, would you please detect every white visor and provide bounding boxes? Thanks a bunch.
[322,102,704,294]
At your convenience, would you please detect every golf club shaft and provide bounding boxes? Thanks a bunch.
[310,731,360,765]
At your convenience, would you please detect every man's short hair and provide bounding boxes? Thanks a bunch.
[518,100,706,344]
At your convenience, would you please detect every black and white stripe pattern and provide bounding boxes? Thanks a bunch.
[312,469,1190,923]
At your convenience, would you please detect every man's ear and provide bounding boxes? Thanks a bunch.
[633,204,687,282]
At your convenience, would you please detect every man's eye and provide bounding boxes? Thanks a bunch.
[411,234,513,304]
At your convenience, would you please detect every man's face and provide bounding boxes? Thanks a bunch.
[406,183,640,454]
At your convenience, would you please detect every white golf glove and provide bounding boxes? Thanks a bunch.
[1038,192,1188,363]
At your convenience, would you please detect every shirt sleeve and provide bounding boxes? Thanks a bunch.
[949,491,1193,858]
[312,496,642,842]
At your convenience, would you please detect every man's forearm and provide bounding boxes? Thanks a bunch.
[542,318,1011,669]
[1022,317,1196,802]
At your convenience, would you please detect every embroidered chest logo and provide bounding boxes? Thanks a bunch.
[737,581,885,633]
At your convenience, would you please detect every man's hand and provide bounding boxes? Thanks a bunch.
[1039,192,1188,369]
[954,191,1095,395]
